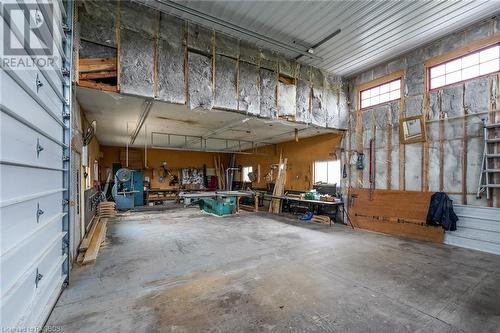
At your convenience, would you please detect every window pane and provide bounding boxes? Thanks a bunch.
[480,46,499,62]
[446,71,461,85]
[445,58,461,73]
[379,83,390,94]
[430,64,445,78]
[314,162,328,183]
[462,53,479,68]
[462,65,479,80]
[361,89,370,100]
[370,95,380,106]
[361,98,370,108]
[379,92,390,103]
[327,160,341,185]
[370,86,380,96]
[430,76,446,89]
[389,90,400,100]
[390,79,400,91]
[479,59,499,75]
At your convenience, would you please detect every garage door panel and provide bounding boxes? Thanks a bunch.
[0,0,70,329]
[1,113,63,169]
[0,165,63,202]
[1,71,63,138]
[1,191,63,253]
[1,242,65,329]
[4,1,64,77]
[1,219,64,298]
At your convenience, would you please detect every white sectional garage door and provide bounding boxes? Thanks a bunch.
[1,0,72,330]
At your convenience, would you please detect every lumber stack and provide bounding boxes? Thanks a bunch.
[77,216,108,265]
[311,215,331,225]
[98,201,116,218]
[78,57,117,92]
[269,153,287,214]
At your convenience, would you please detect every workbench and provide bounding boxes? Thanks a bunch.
[267,195,345,226]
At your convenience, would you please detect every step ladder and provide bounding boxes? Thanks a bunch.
[477,120,500,199]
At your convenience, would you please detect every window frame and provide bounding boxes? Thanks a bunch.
[358,71,403,111]
[313,160,341,185]
[427,42,500,91]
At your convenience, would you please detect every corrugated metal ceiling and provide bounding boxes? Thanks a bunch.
[152,0,500,77]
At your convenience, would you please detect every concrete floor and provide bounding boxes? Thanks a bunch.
[47,208,500,332]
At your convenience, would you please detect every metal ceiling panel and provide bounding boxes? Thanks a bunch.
[151,0,500,76]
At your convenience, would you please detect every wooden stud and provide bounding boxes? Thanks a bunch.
[387,106,392,190]
[116,1,121,91]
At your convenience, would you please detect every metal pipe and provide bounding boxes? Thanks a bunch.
[134,0,323,61]
[130,99,154,145]
[226,167,240,191]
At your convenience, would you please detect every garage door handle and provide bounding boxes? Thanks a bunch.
[36,139,44,157]
[35,268,43,288]
[37,203,44,223]
[36,74,44,92]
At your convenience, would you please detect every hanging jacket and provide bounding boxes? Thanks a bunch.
[426,192,458,231]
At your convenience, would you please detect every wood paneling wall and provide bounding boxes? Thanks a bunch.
[349,188,444,243]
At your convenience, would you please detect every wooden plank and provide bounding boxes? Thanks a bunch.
[77,80,118,92]
[79,70,117,80]
[79,57,117,73]
[79,215,99,252]
[82,218,108,265]
[348,188,443,243]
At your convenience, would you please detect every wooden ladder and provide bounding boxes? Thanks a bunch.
[477,119,500,200]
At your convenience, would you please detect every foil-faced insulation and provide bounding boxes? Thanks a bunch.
[239,41,259,65]
[188,23,213,54]
[159,14,184,44]
[311,88,326,127]
[119,28,154,97]
[157,14,185,104]
[260,68,277,119]
[465,78,489,113]
[374,107,389,189]
[405,95,423,117]
[404,144,422,191]
[215,33,238,58]
[238,62,260,115]
[296,80,311,123]
[260,49,278,71]
[277,82,296,117]
[157,37,185,104]
[120,0,156,35]
[441,85,464,117]
[79,40,116,59]
[443,141,462,193]
[79,0,116,46]
[279,58,296,78]
[188,52,213,110]
[214,55,237,110]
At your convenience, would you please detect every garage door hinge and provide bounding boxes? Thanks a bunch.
[62,24,71,33]
[35,268,43,288]
[62,111,70,119]
[36,203,44,223]
[62,155,70,162]
[62,68,70,77]
[62,199,69,206]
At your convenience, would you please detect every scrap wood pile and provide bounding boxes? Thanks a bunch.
[97,201,116,218]
[311,215,331,224]
[77,216,108,265]
[78,57,117,92]
[269,152,287,214]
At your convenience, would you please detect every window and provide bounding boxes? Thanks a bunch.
[314,160,341,185]
[242,166,253,182]
[360,78,401,109]
[429,44,499,90]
